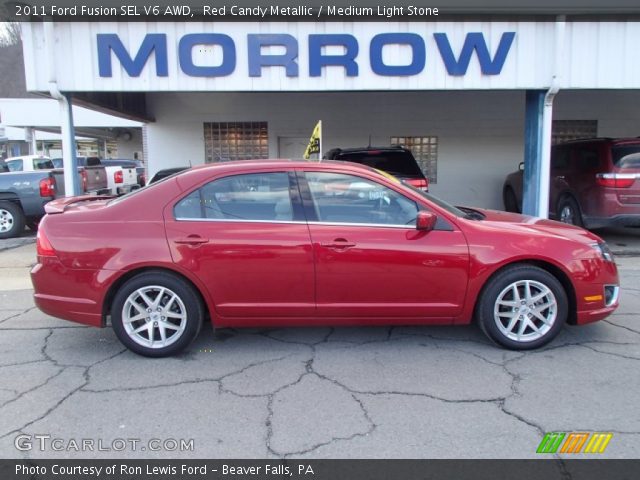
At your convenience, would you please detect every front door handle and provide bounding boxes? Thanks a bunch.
[320,239,356,250]
[174,235,209,246]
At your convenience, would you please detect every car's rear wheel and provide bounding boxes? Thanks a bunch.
[111,272,203,357]
[477,265,568,350]
[504,188,519,213]
[557,196,583,227]
[0,201,25,239]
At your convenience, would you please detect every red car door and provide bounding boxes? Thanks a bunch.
[164,170,315,322]
[299,170,469,321]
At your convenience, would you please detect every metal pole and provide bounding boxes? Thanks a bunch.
[59,93,80,196]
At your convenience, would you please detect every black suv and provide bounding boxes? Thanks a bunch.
[323,146,429,191]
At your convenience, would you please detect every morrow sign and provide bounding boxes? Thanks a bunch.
[97,32,516,78]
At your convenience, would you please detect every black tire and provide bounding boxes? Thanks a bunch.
[557,196,583,227]
[111,271,204,357]
[26,218,40,231]
[504,188,519,213]
[477,265,568,350]
[0,201,26,239]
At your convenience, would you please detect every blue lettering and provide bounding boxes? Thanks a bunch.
[370,33,425,76]
[178,33,236,77]
[309,34,358,77]
[434,32,515,76]
[97,33,168,77]
[248,34,298,77]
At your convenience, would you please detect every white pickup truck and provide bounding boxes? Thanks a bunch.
[51,157,139,196]
[100,159,140,195]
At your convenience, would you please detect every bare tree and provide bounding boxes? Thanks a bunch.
[0,22,21,46]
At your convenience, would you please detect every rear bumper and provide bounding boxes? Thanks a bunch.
[584,214,640,229]
[116,184,140,196]
[31,259,108,327]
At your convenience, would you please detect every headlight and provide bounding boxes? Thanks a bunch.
[592,242,615,262]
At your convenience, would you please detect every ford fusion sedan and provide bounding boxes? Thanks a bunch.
[31,161,619,357]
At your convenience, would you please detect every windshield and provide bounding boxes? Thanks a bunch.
[612,144,640,169]
[338,151,423,177]
[403,183,468,218]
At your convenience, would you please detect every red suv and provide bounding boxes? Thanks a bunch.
[503,138,640,228]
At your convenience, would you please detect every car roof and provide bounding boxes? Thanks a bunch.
[4,155,51,162]
[557,137,640,146]
[172,160,380,182]
[327,146,408,154]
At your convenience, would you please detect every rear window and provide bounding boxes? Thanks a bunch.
[5,159,22,172]
[612,145,640,169]
[336,151,423,177]
[86,157,102,167]
[33,158,54,170]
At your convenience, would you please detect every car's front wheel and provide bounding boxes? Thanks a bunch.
[111,271,204,357]
[477,265,568,350]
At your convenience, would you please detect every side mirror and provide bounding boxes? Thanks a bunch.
[416,211,437,231]
[518,161,524,171]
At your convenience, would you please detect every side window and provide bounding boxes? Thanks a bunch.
[174,172,293,222]
[551,147,569,169]
[575,147,601,171]
[305,171,418,226]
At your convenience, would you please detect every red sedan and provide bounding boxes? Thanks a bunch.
[31,161,619,357]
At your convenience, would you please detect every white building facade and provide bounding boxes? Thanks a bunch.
[20,20,640,209]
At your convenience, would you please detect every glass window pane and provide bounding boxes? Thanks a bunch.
[306,171,418,226]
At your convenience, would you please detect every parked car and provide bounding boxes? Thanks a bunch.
[51,157,111,196]
[149,166,189,184]
[324,146,429,191]
[32,160,619,357]
[4,155,54,172]
[0,170,59,237]
[100,159,141,195]
[503,138,640,228]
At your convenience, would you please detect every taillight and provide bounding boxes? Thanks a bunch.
[406,178,429,191]
[114,170,124,184]
[596,173,636,188]
[36,227,56,257]
[39,177,56,197]
[81,170,88,192]
[140,173,146,186]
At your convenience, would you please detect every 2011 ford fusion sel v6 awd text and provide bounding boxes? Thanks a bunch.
[30,161,619,357]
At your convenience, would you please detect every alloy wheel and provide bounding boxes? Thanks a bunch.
[0,208,14,233]
[493,279,557,343]
[122,286,188,349]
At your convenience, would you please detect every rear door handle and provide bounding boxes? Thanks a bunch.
[174,235,209,246]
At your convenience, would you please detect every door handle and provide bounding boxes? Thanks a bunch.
[174,235,209,246]
[320,239,356,249]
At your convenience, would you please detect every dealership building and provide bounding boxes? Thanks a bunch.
[19,18,640,213]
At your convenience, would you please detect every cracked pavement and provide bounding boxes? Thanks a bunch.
[0,243,639,459]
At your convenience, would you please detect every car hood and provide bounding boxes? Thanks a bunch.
[470,208,602,244]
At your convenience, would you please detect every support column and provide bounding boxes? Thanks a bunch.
[522,90,547,218]
[24,127,37,154]
[59,93,80,196]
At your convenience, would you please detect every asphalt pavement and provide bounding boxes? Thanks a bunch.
[0,233,639,459]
